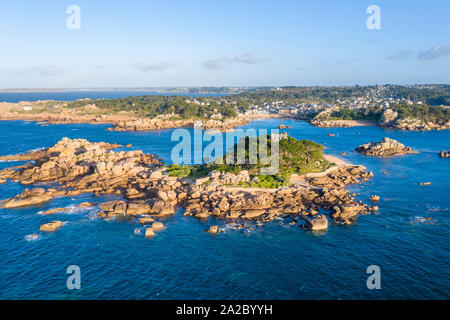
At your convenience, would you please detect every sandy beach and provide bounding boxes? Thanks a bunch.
[335,120,377,127]
[324,154,350,166]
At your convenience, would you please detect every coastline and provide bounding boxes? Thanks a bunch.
[337,120,377,127]
[324,154,350,166]
[2,100,448,132]
[310,119,378,128]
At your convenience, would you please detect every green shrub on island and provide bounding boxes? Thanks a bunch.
[165,135,331,188]
[218,134,331,177]
[66,95,238,119]
[166,164,213,179]
[251,174,289,189]
[166,164,191,177]
[390,103,450,123]
[315,103,449,124]
[317,107,383,121]
[278,137,331,175]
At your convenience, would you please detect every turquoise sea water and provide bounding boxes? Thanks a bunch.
[0,118,449,300]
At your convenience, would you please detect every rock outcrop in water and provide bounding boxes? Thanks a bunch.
[304,215,328,231]
[0,138,375,235]
[439,150,450,158]
[40,221,63,232]
[356,137,417,157]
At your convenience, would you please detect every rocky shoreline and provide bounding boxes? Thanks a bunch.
[310,108,450,131]
[379,109,450,131]
[109,117,249,132]
[310,119,376,128]
[0,101,249,132]
[0,138,375,237]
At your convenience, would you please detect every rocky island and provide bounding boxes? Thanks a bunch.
[0,96,249,133]
[108,117,248,132]
[0,135,375,237]
[356,137,417,157]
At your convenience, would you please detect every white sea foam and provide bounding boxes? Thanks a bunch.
[410,216,436,225]
[25,234,41,241]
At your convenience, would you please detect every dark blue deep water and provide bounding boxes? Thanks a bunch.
[0,91,225,103]
[0,118,449,299]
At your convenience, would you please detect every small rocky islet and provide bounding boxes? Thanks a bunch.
[355,137,417,157]
[0,135,379,238]
[439,150,450,158]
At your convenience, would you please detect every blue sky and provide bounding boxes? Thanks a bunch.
[0,0,449,88]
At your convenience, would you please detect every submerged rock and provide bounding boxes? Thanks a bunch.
[145,228,155,238]
[151,222,165,232]
[77,202,95,208]
[138,217,155,224]
[207,225,219,234]
[40,221,63,232]
[41,207,70,215]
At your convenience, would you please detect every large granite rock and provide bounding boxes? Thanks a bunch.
[356,138,417,157]
[378,109,398,127]
[40,221,63,232]
[1,188,53,208]
[304,215,328,231]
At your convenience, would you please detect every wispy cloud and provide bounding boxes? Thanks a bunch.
[418,45,450,60]
[6,65,64,76]
[334,57,361,64]
[33,65,64,76]
[318,57,361,66]
[199,53,264,70]
[386,50,411,60]
[132,62,174,72]
[93,65,107,70]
